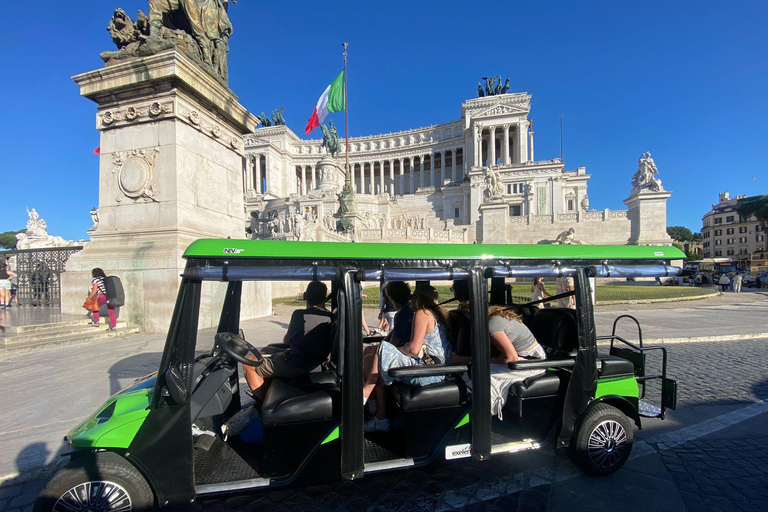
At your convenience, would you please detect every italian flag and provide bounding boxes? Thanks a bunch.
[305,70,345,135]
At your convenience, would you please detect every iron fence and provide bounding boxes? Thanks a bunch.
[1,246,83,307]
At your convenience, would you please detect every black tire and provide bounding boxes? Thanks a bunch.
[569,403,633,476]
[34,452,154,512]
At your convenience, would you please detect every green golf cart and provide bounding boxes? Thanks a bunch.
[35,240,682,511]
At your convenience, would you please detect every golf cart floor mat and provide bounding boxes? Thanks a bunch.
[490,418,532,445]
[194,435,263,486]
[363,436,404,464]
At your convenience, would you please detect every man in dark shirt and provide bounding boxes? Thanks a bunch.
[243,281,333,401]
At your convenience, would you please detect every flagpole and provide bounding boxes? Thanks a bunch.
[343,42,349,173]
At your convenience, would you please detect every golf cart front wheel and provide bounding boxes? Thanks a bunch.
[34,452,154,512]
[570,403,633,476]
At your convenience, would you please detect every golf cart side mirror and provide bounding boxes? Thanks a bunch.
[164,366,189,404]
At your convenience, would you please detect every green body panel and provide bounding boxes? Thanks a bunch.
[455,412,471,429]
[68,387,152,449]
[321,426,340,445]
[183,239,685,262]
[595,376,640,399]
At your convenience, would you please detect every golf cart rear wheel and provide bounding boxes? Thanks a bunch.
[570,403,633,476]
[34,452,154,512]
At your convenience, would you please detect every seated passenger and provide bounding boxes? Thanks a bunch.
[447,280,470,359]
[488,305,546,363]
[382,281,414,347]
[243,281,333,403]
[362,285,452,432]
[486,305,547,418]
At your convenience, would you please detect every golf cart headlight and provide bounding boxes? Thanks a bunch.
[96,402,116,424]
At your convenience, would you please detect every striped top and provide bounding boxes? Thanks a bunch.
[92,277,106,295]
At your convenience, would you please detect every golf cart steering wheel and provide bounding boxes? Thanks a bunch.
[214,332,264,367]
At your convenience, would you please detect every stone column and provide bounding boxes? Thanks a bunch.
[419,156,425,188]
[516,121,528,163]
[529,129,534,162]
[450,150,456,183]
[439,151,445,189]
[311,165,317,191]
[255,154,262,193]
[399,158,405,196]
[408,157,414,193]
[472,126,483,167]
[376,161,383,195]
[244,155,254,195]
[489,126,497,167]
[502,125,510,165]
[388,159,394,196]
[369,162,374,194]
[299,167,306,195]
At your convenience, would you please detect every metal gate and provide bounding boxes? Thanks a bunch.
[1,246,82,307]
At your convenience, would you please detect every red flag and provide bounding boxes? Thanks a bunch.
[93,145,101,155]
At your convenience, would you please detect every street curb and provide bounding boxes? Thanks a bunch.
[639,333,768,344]
[597,291,719,306]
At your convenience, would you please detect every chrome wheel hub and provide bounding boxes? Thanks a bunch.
[588,419,627,467]
[54,481,132,512]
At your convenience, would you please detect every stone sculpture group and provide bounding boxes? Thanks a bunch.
[101,0,234,82]
[477,76,511,97]
[631,152,664,192]
[15,209,78,250]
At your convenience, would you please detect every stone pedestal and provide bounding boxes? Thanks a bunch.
[62,50,270,332]
[479,201,509,244]
[623,190,673,245]
[316,157,345,191]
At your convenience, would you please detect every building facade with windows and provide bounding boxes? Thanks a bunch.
[701,192,764,267]
[241,91,671,246]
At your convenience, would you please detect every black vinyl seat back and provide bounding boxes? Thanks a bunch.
[450,311,472,358]
[532,308,579,355]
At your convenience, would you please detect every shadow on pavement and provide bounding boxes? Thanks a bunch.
[108,352,164,395]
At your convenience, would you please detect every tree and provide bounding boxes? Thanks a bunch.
[667,226,694,242]
[0,230,23,250]
[736,195,768,252]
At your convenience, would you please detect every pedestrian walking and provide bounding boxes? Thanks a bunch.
[0,262,15,308]
[732,273,743,293]
[531,277,551,309]
[88,268,117,331]
[718,273,730,292]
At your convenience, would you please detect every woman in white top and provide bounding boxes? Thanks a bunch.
[531,277,551,309]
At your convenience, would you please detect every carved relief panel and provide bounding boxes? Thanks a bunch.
[112,147,160,203]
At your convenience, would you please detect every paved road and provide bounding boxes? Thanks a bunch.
[1,291,767,511]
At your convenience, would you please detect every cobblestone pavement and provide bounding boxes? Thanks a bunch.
[3,334,767,512]
[658,434,768,512]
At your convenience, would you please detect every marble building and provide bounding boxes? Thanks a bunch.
[242,91,669,246]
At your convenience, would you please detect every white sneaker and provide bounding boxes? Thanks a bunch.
[364,417,390,432]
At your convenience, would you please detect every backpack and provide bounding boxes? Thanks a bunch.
[104,275,125,307]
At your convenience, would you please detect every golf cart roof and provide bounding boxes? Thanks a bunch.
[184,239,684,265]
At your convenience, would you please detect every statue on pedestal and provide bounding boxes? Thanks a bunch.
[580,195,589,212]
[631,152,664,192]
[321,120,341,158]
[483,168,504,202]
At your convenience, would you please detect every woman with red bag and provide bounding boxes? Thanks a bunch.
[88,268,116,331]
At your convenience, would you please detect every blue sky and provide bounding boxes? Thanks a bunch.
[1,0,766,242]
